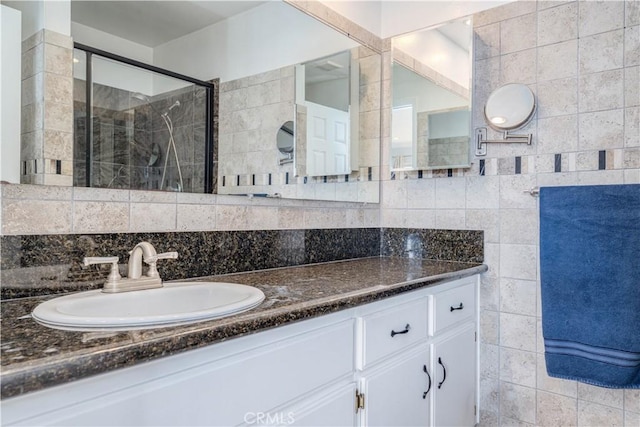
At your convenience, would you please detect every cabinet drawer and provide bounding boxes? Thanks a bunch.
[431,282,476,335]
[358,298,428,369]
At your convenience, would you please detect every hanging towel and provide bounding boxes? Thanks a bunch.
[540,184,640,389]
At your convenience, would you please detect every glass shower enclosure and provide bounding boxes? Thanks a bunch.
[73,45,215,193]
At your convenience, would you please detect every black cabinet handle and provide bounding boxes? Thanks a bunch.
[422,364,432,399]
[450,303,464,312]
[390,323,411,337]
[437,357,447,389]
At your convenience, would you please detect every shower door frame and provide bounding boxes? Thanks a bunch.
[74,43,216,194]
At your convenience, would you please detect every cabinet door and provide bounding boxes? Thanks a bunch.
[432,325,476,427]
[362,348,431,427]
[288,384,357,427]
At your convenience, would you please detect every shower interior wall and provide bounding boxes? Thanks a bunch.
[73,80,208,193]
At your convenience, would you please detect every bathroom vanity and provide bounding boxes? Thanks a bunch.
[1,257,485,426]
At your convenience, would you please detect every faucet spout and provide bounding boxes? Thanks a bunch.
[128,242,157,279]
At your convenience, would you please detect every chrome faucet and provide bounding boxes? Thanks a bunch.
[84,242,178,293]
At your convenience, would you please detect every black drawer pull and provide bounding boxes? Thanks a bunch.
[450,303,464,312]
[437,357,447,389]
[390,324,411,337]
[422,364,432,399]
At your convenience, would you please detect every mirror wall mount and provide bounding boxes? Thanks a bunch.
[475,83,536,156]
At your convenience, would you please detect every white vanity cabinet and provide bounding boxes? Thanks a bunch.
[2,275,479,427]
[353,276,478,427]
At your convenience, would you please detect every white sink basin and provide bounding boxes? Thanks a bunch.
[32,282,266,331]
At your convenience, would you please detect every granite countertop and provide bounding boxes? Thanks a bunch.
[0,257,487,399]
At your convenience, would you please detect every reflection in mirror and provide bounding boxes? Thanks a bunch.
[390,18,472,171]
[8,0,381,203]
[216,3,381,203]
[277,121,294,165]
[294,50,358,177]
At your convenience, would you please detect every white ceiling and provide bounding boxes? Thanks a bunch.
[71,1,267,47]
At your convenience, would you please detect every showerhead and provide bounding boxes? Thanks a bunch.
[168,100,180,112]
[131,92,151,103]
[161,100,181,117]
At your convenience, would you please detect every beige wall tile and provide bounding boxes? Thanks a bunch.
[579,0,625,36]
[481,309,500,345]
[500,312,537,352]
[537,2,578,46]
[130,203,177,232]
[501,49,537,85]
[406,179,435,209]
[501,12,537,54]
[73,201,129,233]
[578,400,624,427]
[500,208,538,245]
[130,190,177,204]
[625,389,640,413]
[480,377,500,420]
[44,43,72,76]
[579,69,624,113]
[176,204,216,231]
[500,382,536,424]
[466,209,499,243]
[435,209,466,229]
[578,383,624,408]
[246,206,279,230]
[625,66,639,108]
[625,409,640,427]
[579,30,624,74]
[42,130,73,161]
[537,77,578,118]
[303,207,347,229]
[500,243,537,280]
[481,343,500,379]
[578,109,624,150]
[536,353,578,398]
[499,174,537,209]
[43,101,73,133]
[500,278,537,316]
[625,107,640,147]
[474,0,536,27]
[626,25,640,67]
[474,23,501,60]
[73,187,129,202]
[628,0,640,26]
[500,347,537,387]
[434,177,466,209]
[43,73,73,105]
[537,115,578,154]
[538,40,578,82]
[2,199,71,234]
[537,390,577,426]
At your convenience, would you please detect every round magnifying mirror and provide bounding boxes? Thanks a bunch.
[484,83,535,131]
[277,121,294,155]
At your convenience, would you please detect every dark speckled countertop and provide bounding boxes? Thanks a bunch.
[0,257,487,399]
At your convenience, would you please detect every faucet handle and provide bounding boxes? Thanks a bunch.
[145,252,178,279]
[83,256,122,285]
[149,252,179,262]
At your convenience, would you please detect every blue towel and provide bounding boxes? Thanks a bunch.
[540,184,640,389]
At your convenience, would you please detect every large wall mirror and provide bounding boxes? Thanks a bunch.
[390,17,473,171]
[7,1,381,203]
